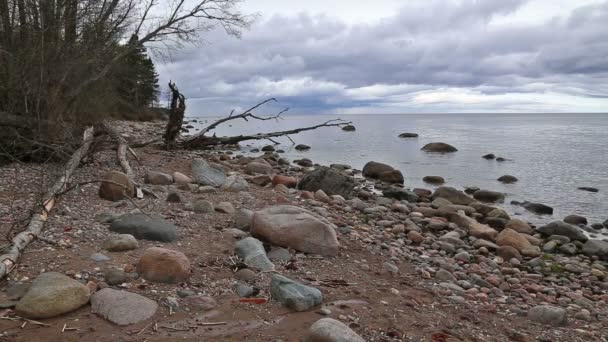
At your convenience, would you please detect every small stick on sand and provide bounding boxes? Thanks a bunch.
[199,322,227,326]
[137,321,153,335]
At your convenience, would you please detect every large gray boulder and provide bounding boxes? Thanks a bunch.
[235,237,275,272]
[270,274,323,311]
[15,272,90,319]
[582,239,608,258]
[305,318,365,342]
[192,158,226,187]
[432,187,474,205]
[251,205,339,256]
[537,221,588,242]
[91,289,158,325]
[221,175,249,192]
[110,213,178,242]
[297,166,355,199]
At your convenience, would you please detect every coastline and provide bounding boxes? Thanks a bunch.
[0,119,606,341]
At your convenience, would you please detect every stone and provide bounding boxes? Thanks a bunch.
[166,192,182,203]
[235,208,254,231]
[251,205,339,256]
[582,239,608,257]
[421,142,458,153]
[295,144,311,151]
[261,145,275,152]
[342,125,356,131]
[193,199,215,214]
[528,305,567,327]
[273,175,298,188]
[216,202,236,214]
[251,175,272,187]
[15,272,90,319]
[172,172,192,185]
[558,243,578,255]
[468,221,498,241]
[144,170,173,185]
[578,187,599,193]
[487,208,510,220]
[408,231,424,244]
[315,189,331,203]
[99,171,136,201]
[378,170,404,184]
[235,269,257,282]
[497,175,518,183]
[305,318,365,342]
[398,132,419,138]
[522,202,553,215]
[192,158,226,187]
[482,154,496,160]
[91,289,158,326]
[91,253,111,262]
[136,247,191,283]
[102,234,139,252]
[563,214,587,226]
[496,229,532,252]
[362,161,394,178]
[473,190,505,203]
[537,221,588,242]
[436,269,456,283]
[110,214,178,242]
[268,247,292,263]
[104,269,129,285]
[297,166,355,198]
[270,274,323,311]
[423,176,445,184]
[505,219,534,235]
[245,162,273,175]
[497,246,522,261]
[184,296,217,311]
[432,187,474,205]
[235,283,255,297]
[222,175,249,192]
[383,188,419,202]
[235,237,275,272]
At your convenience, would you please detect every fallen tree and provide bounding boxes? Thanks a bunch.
[177,98,352,149]
[0,127,95,279]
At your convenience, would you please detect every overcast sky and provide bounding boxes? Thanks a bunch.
[155,0,608,115]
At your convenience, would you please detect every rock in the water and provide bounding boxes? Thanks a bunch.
[251,205,339,256]
[235,208,254,231]
[91,288,157,326]
[342,125,356,132]
[522,202,553,215]
[362,161,393,178]
[383,187,419,202]
[144,171,173,185]
[497,175,518,183]
[528,305,567,327]
[432,187,473,205]
[193,199,215,214]
[221,175,249,192]
[421,142,458,153]
[398,132,418,138]
[473,190,505,203]
[235,237,275,272]
[305,318,365,342]
[270,274,323,311]
[378,170,404,184]
[297,166,355,198]
[423,176,445,184]
[295,144,311,151]
[563,214,587,226]
[482,154,496,160]
[102,234,139,252]
[137,247,191,283]
[110,214,178,242]
[99,171,135,201]
[192,158,226,187]
[582,239,608,258]
[15,272,90,319]
[578,186,599,193]
[261,145,275,152]
[537,221,588,242]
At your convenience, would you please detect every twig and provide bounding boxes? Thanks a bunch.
[199,322,227,326]
[0,316,51,326]
[137,321,153,335]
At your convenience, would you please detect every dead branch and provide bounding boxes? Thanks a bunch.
[0,127,95,279]
[101,121,134,178]
[164,81,186,149]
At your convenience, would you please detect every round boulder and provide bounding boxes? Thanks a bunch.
[99,171,136,201]
[341,125,356,132]
[398,133,418,138]
[305,318,365,342]
[563,214,587,226]
[362,161,395,178]
[473,190,505,203]
[497,175,518,184]
[378,170,404,184]
[421,142,458,153]
[136,247,191,283]
[423,176,445,184]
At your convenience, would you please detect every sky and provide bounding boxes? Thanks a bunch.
[155,0,608,115]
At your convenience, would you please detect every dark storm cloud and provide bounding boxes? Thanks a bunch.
[155,0,608,114]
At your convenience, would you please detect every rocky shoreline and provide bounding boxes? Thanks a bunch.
[0,119,606,341]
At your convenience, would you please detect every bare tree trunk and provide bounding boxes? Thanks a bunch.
[0,126,95,279]
[164,82,185,150]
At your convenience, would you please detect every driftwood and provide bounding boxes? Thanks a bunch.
[0,127,95,279]
[164,82,186,149]
[179,98,351,149]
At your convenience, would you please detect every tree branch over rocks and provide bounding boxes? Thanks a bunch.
[178,98,351,149]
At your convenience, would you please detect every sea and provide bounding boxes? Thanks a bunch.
[189,113,608,227]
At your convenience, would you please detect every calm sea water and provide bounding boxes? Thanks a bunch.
[190,113,608,226]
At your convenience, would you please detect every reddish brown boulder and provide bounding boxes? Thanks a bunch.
[136,247,191,283]
[272,175,298,188]
[99,171,135,201]
[495,228,532,252]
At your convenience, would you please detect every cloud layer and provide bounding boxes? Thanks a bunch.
[155,0,608,115]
